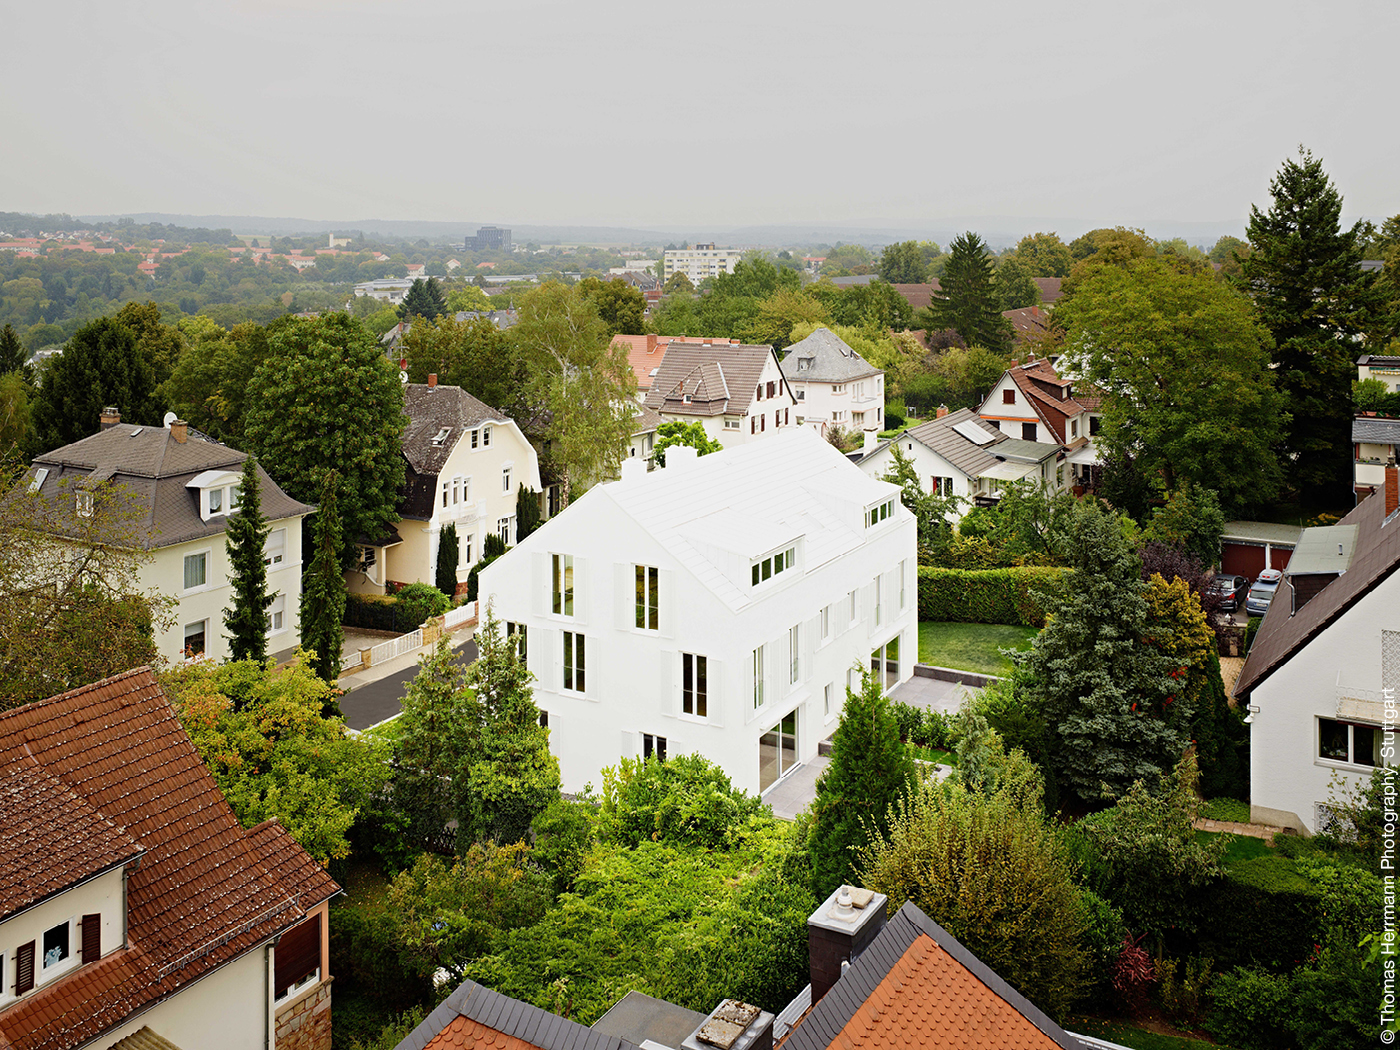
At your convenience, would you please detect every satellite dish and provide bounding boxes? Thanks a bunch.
[400,371,409,384]
[163,411,178,428]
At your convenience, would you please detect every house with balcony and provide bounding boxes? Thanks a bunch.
[855,408,1064,522]
[783,327,885,436]
[477,428,917,798]
[1234,468,1399,834]
[28,413,313,664]
[351,379,543,596]
[977,359,1098,489]
[0,667,340,1050]
[1353,416,1400,500]
[642,341,797,449]
[1357,353,1400,392]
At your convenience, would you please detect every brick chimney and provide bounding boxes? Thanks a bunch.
[100,406,121,430]
[935,404,949,419]
[646,333,658,354]
[170,419,188,444]
[1387,454,1398,518]
[428,373,438,389]
[808,885,888,1005]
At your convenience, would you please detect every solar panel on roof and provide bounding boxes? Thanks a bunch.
[951,419,995,445]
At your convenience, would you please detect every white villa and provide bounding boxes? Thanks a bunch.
[477,428,918,797]
[784,327,885,435]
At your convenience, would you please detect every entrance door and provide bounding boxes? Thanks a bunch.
[870,633,900,691]
[759,709,798,792]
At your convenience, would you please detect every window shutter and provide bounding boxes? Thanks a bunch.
[659,650,676,718]
[15,940,34,994]
[81,913,101,963]
[573,558,588,623]
[657,569,676,638]
[274,915,321,999]
[534,628,555,691]
[531,553,548,616]
[615,562,632,629]
[707,660,723,727]
[621,730,638,760]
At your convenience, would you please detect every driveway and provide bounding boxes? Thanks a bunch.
[339,637,478,730]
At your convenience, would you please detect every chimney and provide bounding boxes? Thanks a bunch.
[170,419,188,444]
[646,333,658,354]
[665,444,699,471]
[682,1001,774,1050]
[936,404,949,419]
[863,427,878,452]
[1387,454,1398,519]
[428,373,438,389]
[808,885,888,1005]
[100,406,121,430]
[620,457,647,483]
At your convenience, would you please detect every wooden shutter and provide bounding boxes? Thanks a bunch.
[15,940,34,995]
[81,913,101,963]
[274,915,321,999]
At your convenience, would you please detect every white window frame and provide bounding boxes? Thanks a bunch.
[482,424,493,447]
[875,575,883,627]
[503,466,512,494]
[562,631,586,694]
[682,653,708,720]
[635,564,660,631]
[552,554,575,616]
[724,416,740,429]
[899,560,907,609]
[183,619,209,661]
[40,917,78,984]
[848,589,858,625]
[789,623,801,685]
[266,593,286,636]
[276,966,321,1004]
[228,483,242,511]
[459,532,473,569]
[750,545,796,587]
[182,549,210,593]
[820,604,831,642]
[263,529,286,569]
[208,486,224,516]
[441,478,451,508]
[76,491,93,518]
[752,644,766,709]
[497,517,512,545]
[1317,717,1382,770]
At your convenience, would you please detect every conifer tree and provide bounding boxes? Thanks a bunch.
[223,454,272,663]
[399,277,448,321]
[515,484,541,541]
[0,324,24,375]
[436,523,459,597]
[300,471,346,692]
[807,667,917,899]
[918,233,1014,354]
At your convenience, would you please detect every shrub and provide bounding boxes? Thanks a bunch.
[395,582,449,627]
[1196,856,1322,971]
[1245,615,1262,651]
[598,753,767,849]
[466,552,502,603]
[1077,890,1125,1006]
[483,532,507,559]
[344,593,404,632]
[917,565,1068,626]
[1206,966,1295,1049]
[1199,797,1251,823]
[1155,955,1213,1028]
[344,584,450,632]
[890,700,951,749]
[883,409,905,431]
[531,797,596,895]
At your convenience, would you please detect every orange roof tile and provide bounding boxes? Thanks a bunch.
[423,1016,541,1050]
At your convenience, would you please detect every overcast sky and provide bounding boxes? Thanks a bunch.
[3,0,1395,237]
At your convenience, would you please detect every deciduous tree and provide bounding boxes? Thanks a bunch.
[652,420,722,466]
[878,241,927,284]
[402,313,522,415]
[578,276,647,337]
[1012,232,1072,277]
[223,454,272,663]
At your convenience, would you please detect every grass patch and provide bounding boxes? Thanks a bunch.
[1197,830,1274,863]
[1068,1017,1232,1050]
[1199,798,1250,823]
[909,744,957,766]
[360,713,405,745]
[917,621,1039,676]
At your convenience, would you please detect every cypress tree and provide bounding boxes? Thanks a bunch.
[807,668,917,899]
[300,471,346,692]
[223,454,273,663]
[920,233,1014,354]
[436,523,459,597]
[0,323,24,374]
[515,484,541,541]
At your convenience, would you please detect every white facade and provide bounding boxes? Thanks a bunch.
[659,352,796,451]
[857,435,979,525]
[793,373,885,433]
[1249,571,1395,834]
[663,244,742,285]
[478,429,918,797]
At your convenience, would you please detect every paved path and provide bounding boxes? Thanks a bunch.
[764,756,830,821]
[887,675,977,715]
[339,634,478,731]
[1193,817,1284,843]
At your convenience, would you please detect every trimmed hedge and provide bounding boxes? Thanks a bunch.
[344,585,450,634]
[1196,857,1322,972]
[917,566,1068,627]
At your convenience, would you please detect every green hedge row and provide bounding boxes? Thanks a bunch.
[1195,857,1321,972]
[916,566,1068,627]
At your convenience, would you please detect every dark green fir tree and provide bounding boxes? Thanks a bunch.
[300,471,346,696]
[436,523,459,597]
[917,232,1015,354]
[223,454,273,663]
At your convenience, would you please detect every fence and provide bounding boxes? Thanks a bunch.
[444,601,476,630]
[369,628,423,666]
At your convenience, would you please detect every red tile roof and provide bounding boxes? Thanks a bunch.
[0,668,338,1050]
[422,1016,542,1050]
[1000,359,1087,444]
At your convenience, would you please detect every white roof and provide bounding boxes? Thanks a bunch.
[1065,442,1102,465]
[981,460,1040,482]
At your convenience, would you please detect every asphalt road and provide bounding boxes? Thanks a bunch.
[340,637,478,730]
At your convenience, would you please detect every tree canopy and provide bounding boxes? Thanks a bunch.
[398,277,447,321]
[652,420,722,466]
[878,241,927,284]
[402,313,522,414]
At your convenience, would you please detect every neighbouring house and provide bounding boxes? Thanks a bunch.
[628,403,664,468]
[854,407,1065,521]
[662,243,742,285]
[1234,472,1399,834]
[1353,417,1400,499]
[0,667,340,1050]
[1003,303,1051,346]
[783,328,886,436]
[353,278,415,304]
[643,341,797,448]
[27,413,313,665]
[1357,353,1400,392]
[977,358,1098,489]
[351,379,543,597]
[477,428,917,798]
[611,333,738,403]
[394,886,1091,1050]
[380,310,517,352]
[1219,521,1302,578]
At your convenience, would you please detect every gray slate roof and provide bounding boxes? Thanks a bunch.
[784,327,881,383]
[394,978,641,1050]
[29,425,313,550]
[902,408,1008,477]
[643,342,784,418]
[402,383,511,476]
[1353,417,1400,444]
[631,402,664,436]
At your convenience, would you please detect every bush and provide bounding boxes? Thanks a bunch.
[598,753,767,849]
[395,582,449,627]
[466,552,502,603]
[1245,615,1262,651]
[1206,966,1295,1049]
[1196,856,1322,971]
[917,565,1068,627]
[890,700,951,749]
[883,409,905,431]
[1199,797,1250,822]
[1077,890,1125,1006]
[344,584,449,633]
[330,896,434,1028]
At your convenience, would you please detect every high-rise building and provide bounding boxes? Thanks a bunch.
[464,225,512,252]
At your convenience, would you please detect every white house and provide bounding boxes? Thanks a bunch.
[783,327,885,435]
[643,341,798,449]
[350,380,543,596]
[0,668,339,1050]
[1357,353,1400,392]
[29,415,313,664]
[477,428,918,797]
[1235,471,1397,833]
[855,408,1064,523]
[977,359,1099,489]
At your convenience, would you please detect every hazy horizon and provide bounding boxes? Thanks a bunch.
[3,1,1396,233]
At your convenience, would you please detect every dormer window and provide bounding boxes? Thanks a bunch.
[209,488,223,514]
[865,498,895,528]
[751,545,797,586]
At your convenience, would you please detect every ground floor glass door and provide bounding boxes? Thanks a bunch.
[759,709,798,792]
[871,633,900,691]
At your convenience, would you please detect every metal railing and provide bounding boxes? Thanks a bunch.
[444,601,476,630]
[369,627,423,665]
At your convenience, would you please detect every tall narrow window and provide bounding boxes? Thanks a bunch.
[552,554,574,616]
[502,466,511,493]
[643,733,667,761]
[263,529,285,567]
[824,682,833,717]
[507,621,528,663]
[789,623,801,684]
[563,631,585,693]
[482,424,492,447]
[849,589,858,624]
[874,575,883,627]
[442,479,450,508]
[900,560,907,609]
[635,565,659,630]
[683,653,707,717]
[183,552,207,590]
[471,428,479,449]
[452,476,461,504]
[752,645,765,709]
[821,604,831,641]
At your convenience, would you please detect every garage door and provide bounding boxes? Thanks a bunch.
[1221,542,1294,578]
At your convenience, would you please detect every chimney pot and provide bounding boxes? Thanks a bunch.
[170,419,188,444]
[428,373,438,388]
[100,406,121,430]
[807,884,887,1006]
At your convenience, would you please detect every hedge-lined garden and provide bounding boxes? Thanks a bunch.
[917,565,1069,627]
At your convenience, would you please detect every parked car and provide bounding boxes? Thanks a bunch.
[1246,569,1284,616]
[1207,574,1249,613]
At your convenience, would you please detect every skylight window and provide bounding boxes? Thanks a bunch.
[431,426,452,446]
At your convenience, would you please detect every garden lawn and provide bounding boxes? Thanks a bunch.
[917,622,1039,677]
[1068,1017,1233,1050]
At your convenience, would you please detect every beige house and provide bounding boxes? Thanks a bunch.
[350,380,543,596]
[0,668,340,1050]
[29,415,313,664]
[643,342,797,450]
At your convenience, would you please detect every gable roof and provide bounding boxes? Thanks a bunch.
[993,359,1087,444]
[901,408,1008,479]
[643,342,786,418]
[1033,277,1063,305]
[891,282,941,313]
[612,334,738,391]
[631,402,664,437]
[781,902,1084,1050]
[0,668,336,1050]
[28,427,313,550]
[784,328,882,383]
[1236,488,1400,697]
[394,978,640,1050]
